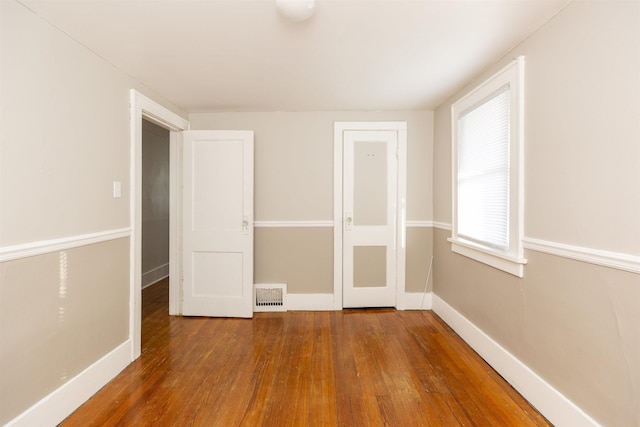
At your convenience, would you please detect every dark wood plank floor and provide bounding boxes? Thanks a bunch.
[60,278,550,426]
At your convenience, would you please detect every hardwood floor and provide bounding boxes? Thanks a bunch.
[60,279,550,426]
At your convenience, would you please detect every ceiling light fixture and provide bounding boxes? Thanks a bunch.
[276,0,315,22]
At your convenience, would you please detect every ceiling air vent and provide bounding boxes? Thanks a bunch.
[254,284,287,312]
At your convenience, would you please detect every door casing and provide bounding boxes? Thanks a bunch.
[130,90,189,359]
[333,122,407,310]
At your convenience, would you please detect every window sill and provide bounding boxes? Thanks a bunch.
[447,238,527,278]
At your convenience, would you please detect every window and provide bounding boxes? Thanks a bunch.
[449,56,527,277]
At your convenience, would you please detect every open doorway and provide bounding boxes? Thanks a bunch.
[141,119,170,343]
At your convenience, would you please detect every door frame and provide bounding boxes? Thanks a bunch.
[130,90,189,359]
[333,122,407,310]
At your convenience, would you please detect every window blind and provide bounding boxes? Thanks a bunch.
[457,86,510,250]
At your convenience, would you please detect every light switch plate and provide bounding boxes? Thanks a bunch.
[113,181,122,198]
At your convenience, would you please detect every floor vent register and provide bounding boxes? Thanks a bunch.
[254,284,287,312]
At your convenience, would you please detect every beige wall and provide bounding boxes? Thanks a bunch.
[406,227,433,293]
[255,227,334,294]
[432,1,640,425]
[254,226,432,294]
[0,239,130,422]
[434,229,640,427]
[190,111,434,294]
[0,1,186,423]
[142,119,170,281]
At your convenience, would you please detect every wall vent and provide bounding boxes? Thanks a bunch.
[254,284,287,312]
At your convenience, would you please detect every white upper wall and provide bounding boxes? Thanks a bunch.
[522,0,640,254]
[0,0,186,246]
[434,0,640,255]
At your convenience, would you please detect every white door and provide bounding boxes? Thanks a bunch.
[343,130,398,308]
[182,130,253,317]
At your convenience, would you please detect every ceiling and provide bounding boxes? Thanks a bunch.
[19,0,572,112]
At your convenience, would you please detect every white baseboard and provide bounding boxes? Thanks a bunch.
[431,295,600,427]
[142,263,169,289]
[286,293,334,311]
[284,293,432,311]
[6,340,132,427]
[403,292,432,310]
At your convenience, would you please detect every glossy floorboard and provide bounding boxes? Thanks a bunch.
[60,279,550,426]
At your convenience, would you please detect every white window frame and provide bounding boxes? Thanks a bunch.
[449,56,527,277]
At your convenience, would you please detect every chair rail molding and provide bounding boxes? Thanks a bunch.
[523,237,640,274]
[0,228,131,263]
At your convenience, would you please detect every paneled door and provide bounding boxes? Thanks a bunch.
[342,130,398,308]
[182,130,254,317]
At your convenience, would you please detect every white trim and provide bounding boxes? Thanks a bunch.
[406,220,433,228]
[168,130,183,316]
[334,122,408,311]
[403,292,433,310]
[396,126,408,310]
[142,263,170,289]
[0,228,131,263]
[405,221,453,230]
[286,293,335,311]
[5,340,132,427]
[130,90,189,359]
[254,220,334,228]
[451,56,526,277]
[432,295,600,427]
[523,237,640,274]
[432,221,452,231]
[434,226,638,274]
[333,124,344,310]
[449,238,527,278]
